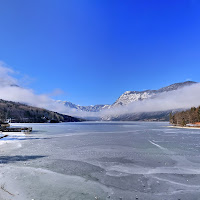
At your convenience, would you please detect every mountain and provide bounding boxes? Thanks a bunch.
[103,110,173,121]
[0,99,83,123]
[106,81,197,121]
[112,81,196,107]
[58,81,197,121]
[60,81,196,111]
[102,109,185,121]
[57,100,110,112]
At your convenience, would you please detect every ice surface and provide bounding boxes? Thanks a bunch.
[1,122,200,199]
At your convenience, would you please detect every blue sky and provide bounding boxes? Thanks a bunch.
[0,0,200,106]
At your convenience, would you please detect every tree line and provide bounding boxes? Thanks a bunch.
[170,106,200,126]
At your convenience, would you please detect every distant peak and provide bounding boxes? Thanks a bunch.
[168,81,197,86]
[124,91,131,95]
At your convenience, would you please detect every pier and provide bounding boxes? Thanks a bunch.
[0,127,32,133]
[0,122,32,133]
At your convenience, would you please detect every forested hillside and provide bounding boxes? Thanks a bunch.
[0,99,83,123]
[170,106,200,126]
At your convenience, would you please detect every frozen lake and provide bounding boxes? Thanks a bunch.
[1,121,200,200]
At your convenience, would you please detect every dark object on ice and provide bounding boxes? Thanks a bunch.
[0,134,8,139]
[1,183,15,196]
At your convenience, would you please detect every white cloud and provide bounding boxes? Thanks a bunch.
[0,62,18,86]
[0,62,98,118]
[47,88,64,97]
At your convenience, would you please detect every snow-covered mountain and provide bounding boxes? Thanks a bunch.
[59,81,196,112]
[58,81,197,121]
[112,90,154,107]
[57,100,110,112]
[112,81,196,107]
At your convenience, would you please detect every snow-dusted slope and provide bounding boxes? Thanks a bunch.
[57,100,110,112]
[58,81,197,114]
[112,81,196,107]
[112,90,155,107]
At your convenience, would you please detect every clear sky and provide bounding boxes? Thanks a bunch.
[0,0,200,106]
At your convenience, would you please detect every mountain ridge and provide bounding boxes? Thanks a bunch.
[112,81,196,107]
[60,81,197,112]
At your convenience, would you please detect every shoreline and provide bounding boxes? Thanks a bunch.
[168,125,200,130]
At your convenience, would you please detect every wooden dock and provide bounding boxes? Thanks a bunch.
[0,127,32,133]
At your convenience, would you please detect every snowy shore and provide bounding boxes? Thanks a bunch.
[168,125,200,130]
